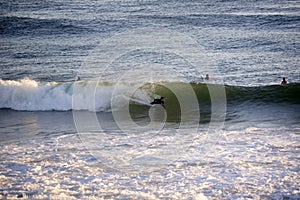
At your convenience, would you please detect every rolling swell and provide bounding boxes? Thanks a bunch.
[152,82,300,105]
[225,83,300,104]
[131,82,300,123]
[0,78,299,112]
[0,16,86,36]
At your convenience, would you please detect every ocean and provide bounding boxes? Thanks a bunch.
[1,0,300,199]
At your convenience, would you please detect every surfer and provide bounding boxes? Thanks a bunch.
[151,97,165,108]
[281,77,287,85]
[76,76,81,81]
[205,74,210,80]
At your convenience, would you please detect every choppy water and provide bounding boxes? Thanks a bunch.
[1,0,300,199]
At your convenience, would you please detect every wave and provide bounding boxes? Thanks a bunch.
[225,83,300,104]
[0,16,86,36]
[0,78,73,111]
[0,78,299,112]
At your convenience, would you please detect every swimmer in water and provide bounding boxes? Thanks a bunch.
[205,74,209,80]
[281,77,287,85]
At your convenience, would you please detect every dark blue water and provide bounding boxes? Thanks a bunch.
[1,0,299,84]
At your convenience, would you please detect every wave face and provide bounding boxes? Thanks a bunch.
[225,83,300,104]
[0,78,299,112]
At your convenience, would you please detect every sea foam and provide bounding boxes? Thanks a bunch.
[0,78,151,111]
[0,78,111,111]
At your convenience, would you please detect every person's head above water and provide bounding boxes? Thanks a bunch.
[205,74,209,80]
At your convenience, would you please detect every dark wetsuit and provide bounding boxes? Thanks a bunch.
[151,98,165,108]
[151,99,162,105]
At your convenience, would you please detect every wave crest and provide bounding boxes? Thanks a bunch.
[0,78,299,111]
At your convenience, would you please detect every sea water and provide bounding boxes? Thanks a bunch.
[0,0,300,199]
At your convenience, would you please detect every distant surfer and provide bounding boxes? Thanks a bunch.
[76,76,81,81]
[205,74,209,80]
[281,77,287,85]
[151,97,165,108]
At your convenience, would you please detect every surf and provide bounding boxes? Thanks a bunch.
[0,78,299,112]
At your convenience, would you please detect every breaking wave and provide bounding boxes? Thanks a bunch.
[0,78,299,111]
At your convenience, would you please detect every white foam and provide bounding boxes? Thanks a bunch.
[0,78,72,111]
[1,126,299,199]
[0,78,151,111]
